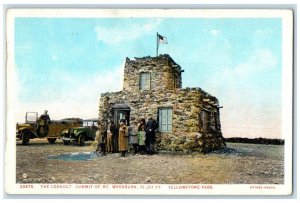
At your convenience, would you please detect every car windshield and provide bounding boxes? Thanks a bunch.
[26,113,38,123]
[83,121,97,127]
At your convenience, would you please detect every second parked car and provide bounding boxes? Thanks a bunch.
[61,119,98,146]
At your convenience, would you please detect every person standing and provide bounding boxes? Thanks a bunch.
[129,121,139,154]
[95,127,101,153]
[98,119,107,156]
[145,117,158,155]
[112,121,118,153]
[39,110,51,124]
[37,110,51,136]
[106,120,115,153]
[138,119,146,155]
[118,119,129,157]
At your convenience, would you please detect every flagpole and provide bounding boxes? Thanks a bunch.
[156,32,159,57]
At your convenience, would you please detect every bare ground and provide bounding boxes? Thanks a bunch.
[16,139,284,184]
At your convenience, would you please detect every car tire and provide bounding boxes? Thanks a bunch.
[22,131,30,145]
[63,140,70,145]
[78,134,86,146]
[47,138,57,144]
[37,125,49,137]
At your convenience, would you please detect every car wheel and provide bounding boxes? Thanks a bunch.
[63,140,70,145]
[78,134,85,146]
[47,138,57,144]
[37,125,49,137]
[22,131,30,145]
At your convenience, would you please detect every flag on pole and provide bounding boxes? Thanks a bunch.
[157,33,168,44]
[156,32,167,57]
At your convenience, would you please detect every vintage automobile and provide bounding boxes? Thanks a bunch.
[61,119,98,146]
[16,112,82,145]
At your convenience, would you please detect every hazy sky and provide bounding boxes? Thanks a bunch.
[14,18,282,138]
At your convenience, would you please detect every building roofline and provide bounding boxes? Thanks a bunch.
[126,54,182,71]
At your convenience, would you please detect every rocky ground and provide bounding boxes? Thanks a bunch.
[16,139,284,184]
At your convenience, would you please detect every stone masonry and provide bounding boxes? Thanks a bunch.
[99,54,226,153]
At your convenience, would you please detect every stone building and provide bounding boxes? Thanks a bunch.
[99,54,226,153]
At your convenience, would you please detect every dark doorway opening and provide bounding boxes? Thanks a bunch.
[114,108,130,128]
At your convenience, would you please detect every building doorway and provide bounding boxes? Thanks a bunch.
[114,109,130,128]
[112,105,130,153]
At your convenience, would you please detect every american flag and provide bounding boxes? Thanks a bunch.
[157,33,168,44]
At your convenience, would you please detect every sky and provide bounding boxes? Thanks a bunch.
[14,17,282,138]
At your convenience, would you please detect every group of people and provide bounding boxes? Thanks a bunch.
[95,117,158,157]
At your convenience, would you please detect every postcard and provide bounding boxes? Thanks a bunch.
[5,8,293,195]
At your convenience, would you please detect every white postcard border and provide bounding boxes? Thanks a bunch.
[5,8,294,195]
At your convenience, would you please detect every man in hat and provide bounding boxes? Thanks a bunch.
[37,110,51,136]
[145,117,158,155]
[39,110,51,124]
[96,119,107,156]
[106,119,115,153]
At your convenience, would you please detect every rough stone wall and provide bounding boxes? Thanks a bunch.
[123,55,183,92]
[99,55,225,153]
[99,88,225,153]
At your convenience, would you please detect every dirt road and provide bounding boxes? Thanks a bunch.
[16,139,284,184]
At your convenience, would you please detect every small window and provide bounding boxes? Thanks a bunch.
[139,72,151,90]
[159,108,173,132]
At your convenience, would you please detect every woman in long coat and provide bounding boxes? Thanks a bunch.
[118,119,129,157]
[129,121,139,154]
